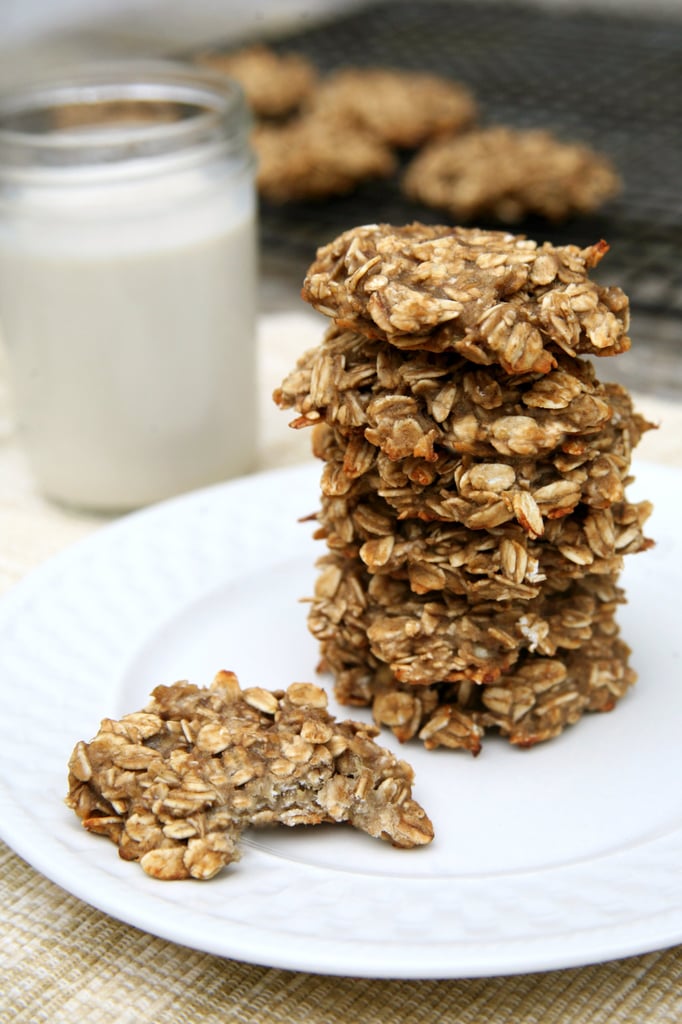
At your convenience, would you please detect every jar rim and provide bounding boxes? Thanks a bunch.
[0,59,251,171]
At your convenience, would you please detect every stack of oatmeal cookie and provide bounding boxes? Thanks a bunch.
[275,223,653,753]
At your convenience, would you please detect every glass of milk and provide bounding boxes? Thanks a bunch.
[0,62,258,512]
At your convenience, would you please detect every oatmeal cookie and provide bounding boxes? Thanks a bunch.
[365,630,636,752]
[307,387,649,534]
[314,484,652,600]
[66,671,434,880]
[275,325,649,464]
[196,44,317,119]
[305,68,477,148]
[301,224,630,371]
[315,604,635,752]
[253,117,396,202]
[309,551,626,687]
[403,126,621,222]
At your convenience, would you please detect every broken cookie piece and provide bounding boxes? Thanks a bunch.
[65,671,433,880]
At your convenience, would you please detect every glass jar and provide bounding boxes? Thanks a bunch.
[0,61,257,512]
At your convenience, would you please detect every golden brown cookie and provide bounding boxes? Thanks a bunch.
[307,68,477,148]
[309,551,627,688]
[312,461,652,598]
[366,630,636,752]
[403,126,621,222]
[275,324,643,463]
[301,223,631,371]
[253,116,396,202]
[196,44,317,119]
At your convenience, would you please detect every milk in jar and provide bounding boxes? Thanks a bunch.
[0,63,258,511]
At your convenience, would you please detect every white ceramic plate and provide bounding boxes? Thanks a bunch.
[0,460,680,979]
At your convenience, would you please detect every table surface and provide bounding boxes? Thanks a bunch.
[1,309,681,1024]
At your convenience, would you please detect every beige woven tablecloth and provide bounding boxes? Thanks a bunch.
[1,311,681,1023]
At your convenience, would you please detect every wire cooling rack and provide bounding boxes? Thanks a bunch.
[250,0,682,336]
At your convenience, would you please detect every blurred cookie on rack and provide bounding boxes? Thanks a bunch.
[253,116,396,202]
[196,44,318,119]
[403,126,622,222]
[305,67,477,149]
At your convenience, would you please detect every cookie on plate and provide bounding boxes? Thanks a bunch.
[66,671,434,880]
